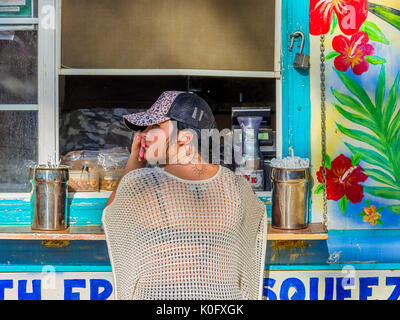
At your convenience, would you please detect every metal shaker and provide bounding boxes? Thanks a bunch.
[271,167,310,230]
[30,166,69,231]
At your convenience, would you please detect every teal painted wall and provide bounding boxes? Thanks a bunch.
[281,0,311,159]
[0,195,272,227]
[0,198,107,226]
[281,0,312,220]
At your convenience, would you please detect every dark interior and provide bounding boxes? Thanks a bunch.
[59,75,276,132]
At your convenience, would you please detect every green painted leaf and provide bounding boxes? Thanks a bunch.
[365,55,386,65]
[364,186,400,200]
[366,198,371,207]
[330,13,338,35]
[375,65,386,114]
[314,184,323,195]
[351,153,362,166]
[331,88,371,117]
[392,144,400,176]
[357,212,365,216]
[339,196,347,213]
[334,69,376,116]
[368,3,400,31]
[326,51,340,61]
[387,205,400,214]
[362,168,398,189]
[333,104,380,136]
[383,72,400,128]
[394,137,400,159]
[336,123,385,154]
[326,154,331,170]
[360,21,390,45]
[376,219,384,225]
[376,207,386,213]
[344,143,391,172]
[388,110,400,143]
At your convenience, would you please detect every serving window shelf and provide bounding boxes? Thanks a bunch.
[0,191,328,241]
[256,191,328,241]
[0,224,328,241]
[0,225,105,240]
[267,223,328,241]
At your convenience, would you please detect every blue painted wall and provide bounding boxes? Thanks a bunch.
[0,198,107,226]
[281,0,312,221]
[281,0,311,159]
[0,229,396,273]
[0,196,271,226]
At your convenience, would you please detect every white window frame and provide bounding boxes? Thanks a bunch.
[37,0,59,164]
[275,0,282,158]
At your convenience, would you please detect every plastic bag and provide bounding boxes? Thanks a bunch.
[61,150,101,192]
[61,147,130,192]
[97,147,130,191]
[97,147,130,170]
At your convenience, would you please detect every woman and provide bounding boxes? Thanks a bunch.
[102,91,267,300]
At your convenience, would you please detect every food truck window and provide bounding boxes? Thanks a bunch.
[0,111,37,192]
[59,75,275,160]
[0,0,39,193]
[0,30,37,104]
[0,28,38,193]
[61,0,275,73]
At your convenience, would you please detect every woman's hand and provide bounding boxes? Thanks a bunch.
[105,130,147,208]
[131,130,148,164]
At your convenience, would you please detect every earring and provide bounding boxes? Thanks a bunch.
[185,145,191,157]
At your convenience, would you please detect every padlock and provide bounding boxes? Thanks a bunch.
[289,31,310,70]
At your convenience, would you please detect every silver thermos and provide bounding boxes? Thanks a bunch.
[271,167,310,230]
[30,166,69,231]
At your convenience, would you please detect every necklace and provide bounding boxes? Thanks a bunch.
[191,163,207,177]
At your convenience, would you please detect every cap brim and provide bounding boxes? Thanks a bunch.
[123,112,170,131]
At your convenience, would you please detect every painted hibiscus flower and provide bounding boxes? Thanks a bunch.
[362,205,381,226]
[309,0,368,36]
[317,154,368,203]
[332,31,374,75]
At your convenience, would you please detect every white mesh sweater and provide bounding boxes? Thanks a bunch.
[102,165,268,300]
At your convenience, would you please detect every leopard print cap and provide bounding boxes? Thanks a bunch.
[123,91,186,130]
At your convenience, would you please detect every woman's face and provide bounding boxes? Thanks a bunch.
[141,120,195,165]
[141,120,171,164]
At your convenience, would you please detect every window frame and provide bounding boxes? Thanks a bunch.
[0,0,283,197]
[0,0,58,166]
[0,18,39,111]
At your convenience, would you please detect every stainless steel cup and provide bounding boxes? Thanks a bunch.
[30,166,69,231]
[271,167,310,230]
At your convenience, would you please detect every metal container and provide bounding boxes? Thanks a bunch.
[30,166,69,231]
[271,167,310,230]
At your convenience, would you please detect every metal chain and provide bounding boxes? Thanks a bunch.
[320,35,328,230]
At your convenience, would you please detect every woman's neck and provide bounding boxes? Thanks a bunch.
[161,158,220,181]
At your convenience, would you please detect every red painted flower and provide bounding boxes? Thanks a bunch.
[310,0,368,36]
[317,154,368,203]
[332,31,374,75]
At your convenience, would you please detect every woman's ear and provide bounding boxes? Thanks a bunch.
[177,130,194,146]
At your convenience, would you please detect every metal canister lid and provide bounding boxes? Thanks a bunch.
[32,166,69,183]
[271,167,310,182]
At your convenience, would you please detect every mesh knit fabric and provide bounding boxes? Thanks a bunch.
[102,165,268,300]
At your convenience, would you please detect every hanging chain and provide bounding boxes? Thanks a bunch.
[320,35,328,230]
